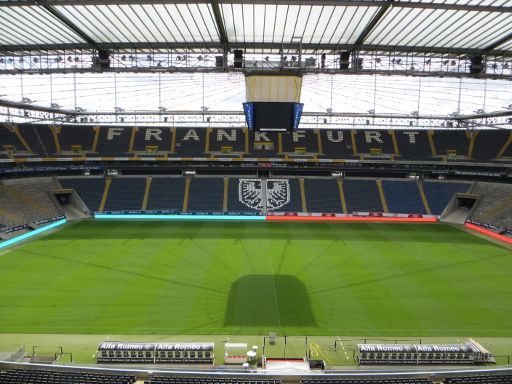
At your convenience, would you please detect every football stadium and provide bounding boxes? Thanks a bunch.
[1,1,512,383]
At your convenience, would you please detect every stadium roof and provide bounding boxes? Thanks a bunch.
[1,0,512,56]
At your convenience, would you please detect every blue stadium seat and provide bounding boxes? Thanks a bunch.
[104,178,146,211]
[187,177,224,213]
[59,177,105,211]
[58,125,95,153]
[382,180,426,214]
[432,130,469,159]
[304,178,343,213]
[471,130,510,161]
[269,178,302,213]
[423,181,471,215]
[343,179,383,213]
[228,178,262,213]
[146,177,185,212]
[95,126,132,156]
[395,130,431,160]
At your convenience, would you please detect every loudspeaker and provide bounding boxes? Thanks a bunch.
[234,49,243,68]
[98,49,110,61]
[95,49,111,70]
[215,55,224,68]
[339,51,350,70]
[470,55,484,74]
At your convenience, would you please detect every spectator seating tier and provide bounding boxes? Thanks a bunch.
[470,182,512,231]
[147,377,281,384]
[343,179,383,213]
[471,130,510,161]
[304,178,343,213]
[382,180,426,215]
[0,178,63,230]
[269,178,302,213]
[432,130,469,159]
[353,129,396,158]
[59,177,105,212]
[146,177,185,212]
[186,177,224,213]
[103,177,146,211]
[2,124,512,163]
[395,130,431,160]
[0,368,135,384]
[423,181,471,215]
[227,178,262,213]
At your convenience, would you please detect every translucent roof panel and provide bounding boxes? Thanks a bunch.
[220,4,380,45]
[365,6,512,49]
[54,3,220,44]
[0,1,511,54]
[497,40,512,50]
[0,6,85,46]
[402,0,512,5]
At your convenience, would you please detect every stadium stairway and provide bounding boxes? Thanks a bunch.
[470,182,512,231]
[0,178,63,227]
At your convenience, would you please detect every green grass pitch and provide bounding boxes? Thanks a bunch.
[0,220,511,338]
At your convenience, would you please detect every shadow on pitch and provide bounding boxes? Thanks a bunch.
[224,274,316,327]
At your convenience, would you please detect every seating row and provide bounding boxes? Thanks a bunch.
[1,124,511,162]
[0,368,135,384]
[56,177,470,218]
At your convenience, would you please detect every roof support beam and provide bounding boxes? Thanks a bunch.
[2,42,506,56]
[3,1,512,12]
[210,1,229,48]
[37,2,97,48]
[483,32,512,53]
[352,0,393,50]
[0,98,76,115]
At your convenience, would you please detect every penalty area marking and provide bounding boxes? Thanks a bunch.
[309,342,332,366]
